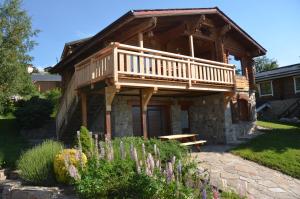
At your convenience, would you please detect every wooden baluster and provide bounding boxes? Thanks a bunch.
[162,60,167,77]
[178,63,182,78]
[157,59,161,76]
[173,62,177,79]
[119,53,125,72]
[133,55,138,74]
[151,58,156,75]
[168,61,172,77]
[199,65,203,81]
[182,63,186,78]
[126,54,131,72]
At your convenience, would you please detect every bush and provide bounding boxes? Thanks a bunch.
[54,149,87,184]
[43,88,61,116]
[14,96,53,129]
[17,140,63,186]
[75,126,93,156]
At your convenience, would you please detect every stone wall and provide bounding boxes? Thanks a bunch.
[224,91,256,144]
[189,93,226,144]
[87,92,256,144]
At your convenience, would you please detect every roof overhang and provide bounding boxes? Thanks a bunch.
[50,7,266,74]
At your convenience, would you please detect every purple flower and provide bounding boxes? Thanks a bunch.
[68,165,81,181]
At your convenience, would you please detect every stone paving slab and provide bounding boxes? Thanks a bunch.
[193,145,300,199]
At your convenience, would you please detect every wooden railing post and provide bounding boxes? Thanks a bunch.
[187,58,192,87]
[112,44,119,84]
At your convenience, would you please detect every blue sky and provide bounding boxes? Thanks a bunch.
[20,0,300,68]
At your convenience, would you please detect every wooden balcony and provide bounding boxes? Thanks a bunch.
[75,42,236,92]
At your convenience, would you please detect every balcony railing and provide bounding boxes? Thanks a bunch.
[75,42,236,91]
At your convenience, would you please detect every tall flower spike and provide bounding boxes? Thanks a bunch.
[130,143,134,160]
[177,160,182,183]
[89,132,93,156]
[68,165,81,181]
[133,147,141,173]
[142,143,146,164]
[154,144,157,158]
[94,134,99,157]
[166,162,174,183]
[120,140,125,160]
[99,141,105,159]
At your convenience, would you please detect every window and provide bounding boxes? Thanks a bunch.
[228,54,242,75]
[294,77,300,93]
[258,81,273,96]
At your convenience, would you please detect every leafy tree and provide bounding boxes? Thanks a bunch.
[0,0,39,114]
[254,56,278,73]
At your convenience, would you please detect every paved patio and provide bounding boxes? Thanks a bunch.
[192,145,300,199]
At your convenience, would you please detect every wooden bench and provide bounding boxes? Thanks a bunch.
[158,134,206,151]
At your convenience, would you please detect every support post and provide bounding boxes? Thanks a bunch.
[81,92,87,127]
[140,87,157,139]
[104,86,118,140]
[189,35,194,58]
[138,32,144,48]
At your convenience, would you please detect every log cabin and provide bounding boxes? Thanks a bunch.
[49,8,266,144]
[256,63,300,120]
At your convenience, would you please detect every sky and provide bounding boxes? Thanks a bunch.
[17,0,300,69]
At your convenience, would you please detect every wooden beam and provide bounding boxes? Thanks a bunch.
[219,24,231,36]
[118,17,157,43]
[81,92,87,127]
[140,87,157,139]
[104,86,118,140]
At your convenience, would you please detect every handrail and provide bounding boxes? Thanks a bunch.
[118,43,235,68]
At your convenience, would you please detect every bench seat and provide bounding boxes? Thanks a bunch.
[180,140,207,146]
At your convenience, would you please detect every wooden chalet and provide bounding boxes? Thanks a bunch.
[50,8,266,144]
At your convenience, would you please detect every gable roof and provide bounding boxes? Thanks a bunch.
[50,7,266,73]
[31,73,61,82]
[256,63,300,82]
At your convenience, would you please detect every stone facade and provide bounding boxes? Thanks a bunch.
[88,92,256,144]
[224,91,256,144]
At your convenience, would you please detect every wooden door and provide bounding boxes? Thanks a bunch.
[132,105,170,137]
[239,99,249,121]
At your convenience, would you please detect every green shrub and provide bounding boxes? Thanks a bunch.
[43,88,61,116]
[17,140,63,186]
[14,96,53,129]
[75,126,93,156]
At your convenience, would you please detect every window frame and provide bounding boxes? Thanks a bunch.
[258,81,273,97]
[294,76,300,94]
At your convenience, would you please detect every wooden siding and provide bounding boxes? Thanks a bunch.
[257,76,300,103]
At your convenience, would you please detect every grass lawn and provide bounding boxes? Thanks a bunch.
[231,120,300,179]
[0,116,28,169]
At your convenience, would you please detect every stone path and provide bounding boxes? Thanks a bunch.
[193,145,300,199]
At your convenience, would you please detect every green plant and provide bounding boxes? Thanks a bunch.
[43,88,61,117]
[17,140,63,186]
[75,126,93,156]
[53,149,87,184]
[14,96,53,129]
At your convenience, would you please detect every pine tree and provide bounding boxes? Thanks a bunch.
[0,0,39,114]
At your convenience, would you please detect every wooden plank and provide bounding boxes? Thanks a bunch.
[119,53,125,72]
[151,58,156,75]
[157,59,161,75]
[159,134,197,140]
[126,54,131,72]
[178,63,182,78]
[133,55,138,73]
[180,140,207,146]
